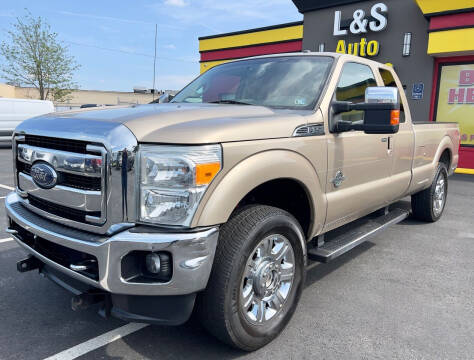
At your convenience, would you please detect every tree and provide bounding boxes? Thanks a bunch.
[0,11,79,101]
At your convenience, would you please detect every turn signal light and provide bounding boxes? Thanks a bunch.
[196,162,221,185]
[390,110,400,125]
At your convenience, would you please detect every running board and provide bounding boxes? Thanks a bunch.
[308,208,410,263]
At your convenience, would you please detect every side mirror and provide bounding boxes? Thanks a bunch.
[332,87,401,134]
[159,93,175,103]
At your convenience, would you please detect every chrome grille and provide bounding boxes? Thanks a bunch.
[24,134,90,154]
[15,135,107,227]
[17,161,102,191]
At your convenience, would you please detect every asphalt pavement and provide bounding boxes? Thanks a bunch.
[0,147,472,360]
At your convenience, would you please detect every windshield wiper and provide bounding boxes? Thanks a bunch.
[208,100,253,105]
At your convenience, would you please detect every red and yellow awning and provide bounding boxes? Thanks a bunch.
[199,22,303,73]
[415,0,474,56]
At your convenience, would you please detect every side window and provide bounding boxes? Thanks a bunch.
[379,68,406,123]
[335,63,377,122]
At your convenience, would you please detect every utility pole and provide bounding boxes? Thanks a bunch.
[152,24,157,101]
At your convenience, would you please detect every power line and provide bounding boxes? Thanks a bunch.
[64,40,197,63]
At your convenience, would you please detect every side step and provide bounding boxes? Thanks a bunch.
[308,208,409,263]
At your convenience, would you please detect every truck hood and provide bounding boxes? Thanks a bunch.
[22,103,315,144]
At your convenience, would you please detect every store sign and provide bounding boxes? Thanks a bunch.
[448,70,474,104]
[436,65,474,146]
[335,38,380,57]
[333,2,387,57]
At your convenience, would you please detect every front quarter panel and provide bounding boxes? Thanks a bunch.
[192,140,327,239]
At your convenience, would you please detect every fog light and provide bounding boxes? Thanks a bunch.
[146,253,161,274]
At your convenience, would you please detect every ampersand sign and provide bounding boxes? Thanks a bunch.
[350,9,368,34]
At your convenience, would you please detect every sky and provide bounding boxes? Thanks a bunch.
[0,0,302,92]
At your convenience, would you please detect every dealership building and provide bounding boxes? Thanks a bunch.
[198,0,474,172]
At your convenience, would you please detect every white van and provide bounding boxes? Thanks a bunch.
[0,98,54,144]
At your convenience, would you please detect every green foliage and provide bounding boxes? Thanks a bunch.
[0,10,80,101]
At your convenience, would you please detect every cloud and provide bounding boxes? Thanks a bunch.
[164,44,176,50]
[164,0,188,7]
[56,10,154,25]
[148,0,301,34]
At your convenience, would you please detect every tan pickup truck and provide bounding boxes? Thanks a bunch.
[6,53,460,351]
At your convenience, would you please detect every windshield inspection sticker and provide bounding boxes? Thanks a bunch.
[295,98,306,105]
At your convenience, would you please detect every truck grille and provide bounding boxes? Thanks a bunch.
[15,134,106,227]
[28,194,101,223]
[24,134,90,154]
[17,161,102,191]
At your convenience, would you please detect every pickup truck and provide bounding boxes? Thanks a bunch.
[5,53,460,351]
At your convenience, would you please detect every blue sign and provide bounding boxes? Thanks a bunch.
[412,83,424,100]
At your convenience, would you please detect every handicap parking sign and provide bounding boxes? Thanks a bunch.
[412,83,424,100]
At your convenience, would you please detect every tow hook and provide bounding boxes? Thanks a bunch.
[17,256,42,273]
[71,292,107,311]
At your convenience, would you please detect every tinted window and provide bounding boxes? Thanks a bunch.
[335,62,377,122]
[172,56,334,110]
[379,68,405,123]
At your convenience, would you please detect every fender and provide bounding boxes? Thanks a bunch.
[192,150,326,242]
[433,135,455,178]
[409,135,455,195]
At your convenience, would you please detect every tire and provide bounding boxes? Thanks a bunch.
[197,205,306,351]
[411,163,448,222]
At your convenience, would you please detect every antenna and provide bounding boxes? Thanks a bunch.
[152,24,157,101]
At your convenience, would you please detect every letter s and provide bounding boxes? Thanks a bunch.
[369,3,388,32]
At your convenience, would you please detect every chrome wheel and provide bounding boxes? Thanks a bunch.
[240,234,295,324]
[433,174,446,217]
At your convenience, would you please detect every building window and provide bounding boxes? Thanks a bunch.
[403,32,412,57]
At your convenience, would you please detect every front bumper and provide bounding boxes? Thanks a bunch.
[5,192,219,297]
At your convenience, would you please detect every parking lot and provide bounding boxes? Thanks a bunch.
[0,146,473,360]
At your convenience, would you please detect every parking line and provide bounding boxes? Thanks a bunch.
[0,184,14,191]
[44,323,149,360]
[0,238,13,244]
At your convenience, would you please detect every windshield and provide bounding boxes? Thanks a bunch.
[172,56,334,110]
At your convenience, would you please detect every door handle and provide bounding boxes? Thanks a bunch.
[381,137,393,150]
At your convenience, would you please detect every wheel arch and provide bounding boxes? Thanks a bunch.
[434,136,455,176]
[192,150,326,241]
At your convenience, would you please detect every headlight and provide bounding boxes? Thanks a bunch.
[138,144,222,226]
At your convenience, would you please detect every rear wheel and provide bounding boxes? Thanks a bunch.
[197,205,306,351]
[411,163,448,222]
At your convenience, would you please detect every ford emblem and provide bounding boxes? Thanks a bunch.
[31,162,58,189]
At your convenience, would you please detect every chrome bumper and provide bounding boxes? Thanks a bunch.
[5,192,219,296]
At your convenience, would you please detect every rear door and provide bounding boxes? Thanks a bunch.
[324,61,393,231]
[377,68,415,201]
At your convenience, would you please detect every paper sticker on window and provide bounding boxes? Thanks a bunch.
[295,98,306,105]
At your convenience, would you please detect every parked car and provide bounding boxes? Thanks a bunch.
[6,53,459,351]
[0,98,54,145]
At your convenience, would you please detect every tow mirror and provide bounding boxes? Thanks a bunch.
[332,87,400,134]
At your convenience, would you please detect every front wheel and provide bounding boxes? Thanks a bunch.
[411,163,448,222]
[197,205,306,351]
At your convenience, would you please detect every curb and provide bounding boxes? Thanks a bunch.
[455,168,474,175]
